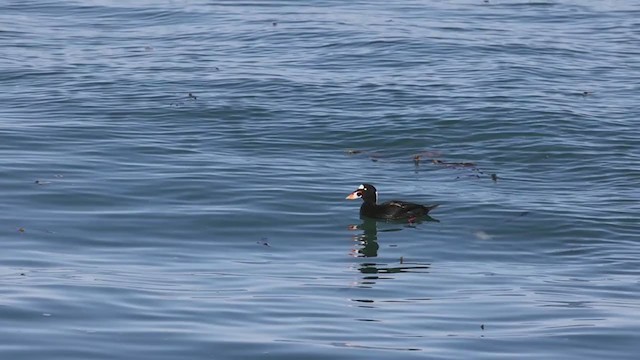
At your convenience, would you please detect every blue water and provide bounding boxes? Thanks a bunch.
[1,1,639,359]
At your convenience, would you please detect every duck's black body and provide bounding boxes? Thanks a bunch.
[346,183,438,220]
[359,199,438,220]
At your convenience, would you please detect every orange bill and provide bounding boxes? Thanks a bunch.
[345,191,361,200]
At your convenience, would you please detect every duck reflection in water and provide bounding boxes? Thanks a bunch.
[350,217,381,258]
[349,215,439,258]
[349,216,436,286]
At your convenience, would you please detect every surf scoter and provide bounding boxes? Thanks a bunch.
[346,183,438,220]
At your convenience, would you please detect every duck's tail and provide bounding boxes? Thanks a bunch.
[423,204,439,213]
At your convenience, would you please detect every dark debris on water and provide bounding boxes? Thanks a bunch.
[170,93,201,107]
[430,157,498,182]
[344,149,499,182]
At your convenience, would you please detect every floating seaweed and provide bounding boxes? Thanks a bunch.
[431,158,499,182]
[345,149,497,182]
[432,159,476,168]
[345,148,377,163]
[414,150,443,159]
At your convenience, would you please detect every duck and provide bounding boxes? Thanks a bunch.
[346,183,438,220]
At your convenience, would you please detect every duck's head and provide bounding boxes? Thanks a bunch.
[346,183,378,204]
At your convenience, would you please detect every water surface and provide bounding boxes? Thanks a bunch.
[1,0,639,359]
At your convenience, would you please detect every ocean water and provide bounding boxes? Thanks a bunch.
[1,0,639,359]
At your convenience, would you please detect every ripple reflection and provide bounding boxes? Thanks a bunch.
[348,218,433,288]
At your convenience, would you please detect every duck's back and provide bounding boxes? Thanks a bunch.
[361,200,437,220]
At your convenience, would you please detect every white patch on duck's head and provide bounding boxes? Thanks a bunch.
[357,184,378,203]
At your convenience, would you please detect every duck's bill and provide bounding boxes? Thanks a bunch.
[345,191,360,200]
